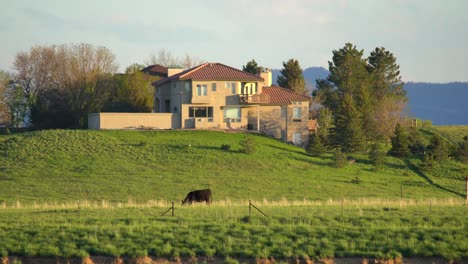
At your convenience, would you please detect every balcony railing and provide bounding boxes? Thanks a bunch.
[239,94,270,104]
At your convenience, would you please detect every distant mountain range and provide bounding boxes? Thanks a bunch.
[271,68,468,125]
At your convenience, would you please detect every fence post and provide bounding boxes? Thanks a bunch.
[249,200,252,217]
[465,176,468,201]
[172,202,174,217]
[341,198,344,215]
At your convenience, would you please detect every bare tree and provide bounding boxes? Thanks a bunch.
[373,96,407,142]
[146,48,205,69]
[13,43,118,128]
[0,70,11,125]
[13,45,57,104]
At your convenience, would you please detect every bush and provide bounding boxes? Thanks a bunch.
[333,146,347,168]
[239,135,256,154]
[221,144,231,151]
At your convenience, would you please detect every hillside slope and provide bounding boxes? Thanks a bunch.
[0,130,466,203]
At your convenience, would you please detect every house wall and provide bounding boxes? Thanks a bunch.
[247,102,309,146]
[87,113,177,130]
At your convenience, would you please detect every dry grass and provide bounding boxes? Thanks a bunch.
[0,198,465,210]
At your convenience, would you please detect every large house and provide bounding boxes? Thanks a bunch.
[152,63,310,146]
[89,62,311,146]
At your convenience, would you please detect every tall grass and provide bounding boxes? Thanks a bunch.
[0,204,466,260]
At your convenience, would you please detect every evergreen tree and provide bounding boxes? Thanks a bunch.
[326,43,369,152]
[307,134,326,156]
[389,124,410,157]
[369,143,386,170]
[367,47,407,141]
[426,134,449,162]
[242,59,260,75]
[455,136,468,163]
[333,146,347,168]
[277,59,306,94]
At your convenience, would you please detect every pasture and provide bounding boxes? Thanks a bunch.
[0,201,467,261]
[0,129,466,204]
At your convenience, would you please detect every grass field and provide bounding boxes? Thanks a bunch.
[0,128,467,261]
[0,202,466,260]
[0,129,466,204]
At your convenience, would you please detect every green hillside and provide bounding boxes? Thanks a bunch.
[0,129,466,204]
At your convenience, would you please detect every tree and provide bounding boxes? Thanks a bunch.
[0,71,11,125]
[333,146,347,168]
[277,59,306,94]
[369,143,386,170]
[14,43,118,128]
[104,68,157,112]
[316,107,333,145]
[125,63,145,74]
[455,136,468,163]
[426,134,449,162]
[242,59,261,74]
[389,124,410,157]
[307,133,326,156]
[312,43,408,152]
[367,47,407,141]
[13,45,57,114]
[147,49,204,69]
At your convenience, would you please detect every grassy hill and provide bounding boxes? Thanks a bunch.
[0,129,466,204]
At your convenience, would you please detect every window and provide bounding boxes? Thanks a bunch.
[293,107,302,121]
[212,83,217,92]
[184,82,191,93]
[293,132,302,145]
[226,82,237,94]
[281,107,287,118]
[189,106,213,120]
[224,107,241,123]
[196,84,207,96]
[292,101,302,105]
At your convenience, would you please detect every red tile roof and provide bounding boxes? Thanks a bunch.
[261,86,311,104]
[153,63,263,86]
[142,64,168,75]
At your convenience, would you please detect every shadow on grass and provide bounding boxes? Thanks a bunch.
[404,159,464,198]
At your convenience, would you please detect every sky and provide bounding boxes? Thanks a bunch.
[1,0,467,83]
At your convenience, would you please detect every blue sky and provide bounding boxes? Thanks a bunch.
[1,0,467,82]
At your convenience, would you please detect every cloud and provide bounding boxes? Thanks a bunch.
[22,7,66,28]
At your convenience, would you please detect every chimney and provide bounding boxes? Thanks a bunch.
[167,65,183,77]
[258,68,272,87]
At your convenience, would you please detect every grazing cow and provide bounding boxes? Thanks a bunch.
[181,189,212,205]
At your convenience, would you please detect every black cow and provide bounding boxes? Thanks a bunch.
[181,189,212,205]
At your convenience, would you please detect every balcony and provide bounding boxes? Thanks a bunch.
[239,94,270,104]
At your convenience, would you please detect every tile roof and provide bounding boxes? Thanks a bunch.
[153,63,263,87]
[142,64,168,75]
[261,86,311,104]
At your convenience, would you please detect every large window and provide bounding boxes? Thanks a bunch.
[293,107,302,121]
[196,84,207,96]
[224,107,241,123]
[189,106,213,120]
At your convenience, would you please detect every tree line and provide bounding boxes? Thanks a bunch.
[0,44,205,129]
[242,43,467,166]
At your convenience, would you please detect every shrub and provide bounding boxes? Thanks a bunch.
[239,135,256,154]
[333,146,347,168]
[221,144,231,151]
